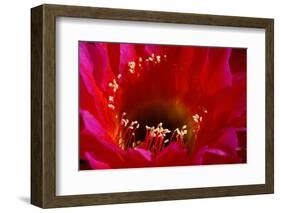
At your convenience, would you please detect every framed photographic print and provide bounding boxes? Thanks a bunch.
[31,4,274,208]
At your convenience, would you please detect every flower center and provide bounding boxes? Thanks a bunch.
[127,101,191,142]
[114,101,200,153]
[106,52,205,153]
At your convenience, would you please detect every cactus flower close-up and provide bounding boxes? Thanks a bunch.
[79,42,247,170]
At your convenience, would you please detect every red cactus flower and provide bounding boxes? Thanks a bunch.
[79,42,246,170]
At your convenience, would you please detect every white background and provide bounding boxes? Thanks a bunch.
[57,18,265,195]
[0,0,279,212]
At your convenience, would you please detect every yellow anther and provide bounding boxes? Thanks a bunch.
[107,104,115,110]
[156,55,161,63]
[128,61,136,74]
[108,96,114,102]
[108,79,119,92]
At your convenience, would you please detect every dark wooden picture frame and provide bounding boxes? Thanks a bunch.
[31,4,274,208]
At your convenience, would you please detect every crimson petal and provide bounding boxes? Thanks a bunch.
[199,48,232,96]
[155,143,190,167]
[85,152,111,170]
[80,110,128,169]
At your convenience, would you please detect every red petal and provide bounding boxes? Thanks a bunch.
[80,133,128,169]
[229,48,247,74]
[79,42,115,93]
[125,148,153,168]
[119,44,137,73]
[209,128,239,155]
[80,42,118,131]
[192,128,242,165]
[209,72,246,129]
[85,152,112,169]
[80,110,115,144]
[155,143,190,167]
[106,43,121,76]
[79,109,125,165]
[199,48,232,96]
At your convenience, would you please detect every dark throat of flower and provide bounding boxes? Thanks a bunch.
[118,100,200,153]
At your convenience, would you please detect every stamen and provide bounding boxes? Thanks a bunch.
[108,96,114,102]
[191,109,208,140]
[169,125,188,146]
[121,118,129,126]
[107,104,115,110]
[108,79,119,93]
[117,111,190,152]
[128,61,136,74]
[142,123,172,153]
[192,114,201,123]
[116,113,140,150]
[156,55,161,63]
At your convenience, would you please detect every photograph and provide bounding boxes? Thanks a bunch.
[79,42,247,170]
